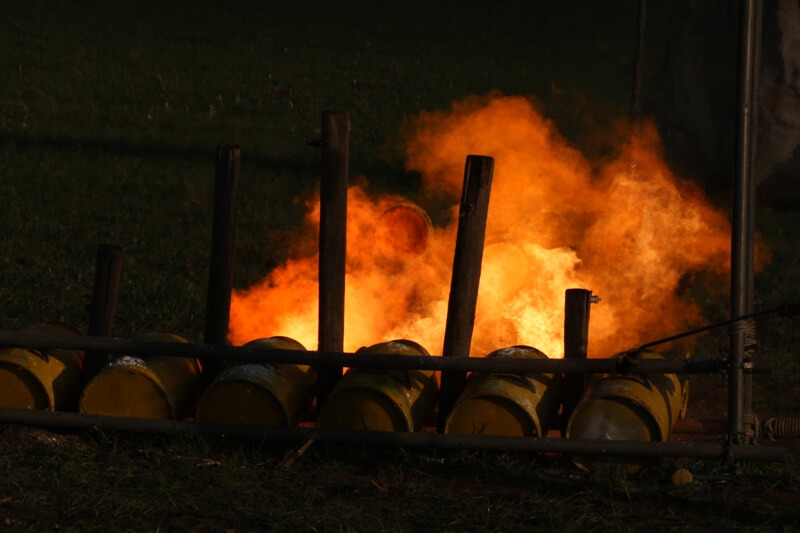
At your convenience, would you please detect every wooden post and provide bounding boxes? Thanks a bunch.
[203,144,240,383]
[83,244,124,382]
[438,155,494,431]
[316,111,349,404]
[561,288,594,436]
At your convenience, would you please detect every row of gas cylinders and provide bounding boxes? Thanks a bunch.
[0,323,688,461]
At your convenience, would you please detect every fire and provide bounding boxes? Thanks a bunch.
[229,94,733,358]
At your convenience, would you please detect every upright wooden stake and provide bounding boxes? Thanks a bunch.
[317,111,349,404]
[561,288,594,437]
[83,244,124,382]
[438,155,494,431]
[203,144,240,383]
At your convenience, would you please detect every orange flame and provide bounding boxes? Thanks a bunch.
[229,94,734,358]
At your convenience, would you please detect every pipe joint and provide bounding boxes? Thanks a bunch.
[614,350,642,375]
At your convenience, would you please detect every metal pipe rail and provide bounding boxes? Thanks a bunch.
[0,408,785,462]
[0,330,772,375]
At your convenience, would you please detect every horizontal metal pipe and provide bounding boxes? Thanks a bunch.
[0,408,785,462]
[0,330,771,375]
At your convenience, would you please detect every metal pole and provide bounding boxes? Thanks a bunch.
[0,330,772,375]
[439,155,494,431]
[730,0,761,444]
[317,111,349,404]
[0,408,785,462]
[742,0,763,443]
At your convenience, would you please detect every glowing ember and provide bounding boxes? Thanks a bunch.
[229,94,734,358]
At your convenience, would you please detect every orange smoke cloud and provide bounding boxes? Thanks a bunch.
[229,94,734,358]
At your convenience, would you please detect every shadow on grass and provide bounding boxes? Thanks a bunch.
[0,131,316,174]
[0,130,418,195]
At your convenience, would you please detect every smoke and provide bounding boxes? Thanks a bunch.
[230,93,734,359]
[757,0,800,185]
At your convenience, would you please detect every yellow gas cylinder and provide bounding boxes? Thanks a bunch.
[444,345,563,437]
[316,340,438,432]
[373,203,433,274]
[195,336,314,427]
[0,322,83,411]
[79,331,200,420]
[565,350,689,472]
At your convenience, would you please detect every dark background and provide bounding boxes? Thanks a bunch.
[640,0,800,206]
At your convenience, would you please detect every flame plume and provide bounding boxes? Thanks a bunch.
[229,94,733,358]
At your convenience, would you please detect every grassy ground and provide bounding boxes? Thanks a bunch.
[2,1,800,531]
[0,424,797,532]
[1,0,638,338]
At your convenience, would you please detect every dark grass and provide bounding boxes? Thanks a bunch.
[1,427,798,532]
[2,1,800,531]
[1,0,639,339]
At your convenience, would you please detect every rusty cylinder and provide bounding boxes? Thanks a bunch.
[315,340,438,432]
[375,203,433,257]
[195,336,314,427]
[0,322,84,411]
[444,345,563,437]
[79,331,200,420]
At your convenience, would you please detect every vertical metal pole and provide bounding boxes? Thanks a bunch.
[317,111,349,405]
[743,0,763,443]
[730,0,761,445]
[630,0,647,125]
[438,155,494,432]
[203,144,240,383]
[561,288,594,437]
[84,244,124,382]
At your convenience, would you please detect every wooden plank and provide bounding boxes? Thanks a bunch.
[438,155,494,431]
[83,243,124,382]
[317,111,349,404]
[561,288,593,436]
[203,144,241,382]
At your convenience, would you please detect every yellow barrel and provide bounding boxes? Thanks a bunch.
[565,350,689,472]
[316,340,438,432]
[195,336,314,426]
[79,331,200,420]
[376,203,433,258]
[0,322,83,411]
[444,345,563,437]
